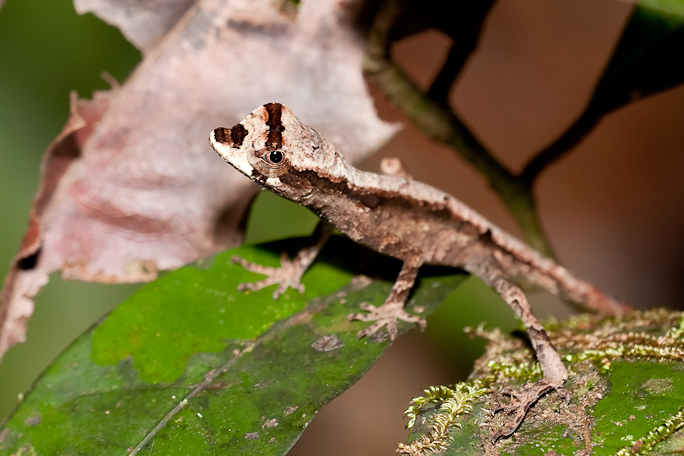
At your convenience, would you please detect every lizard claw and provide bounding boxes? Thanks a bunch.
[348,302,426,341]
[358,302,378,312]
[356,319,399,340]
[491,378,569,443]
[231,254,306,299]
[491,387,520,414]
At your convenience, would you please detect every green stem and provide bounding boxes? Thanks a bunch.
[521,107,602,187]
[364,51,556,258]
[363,0,559,258]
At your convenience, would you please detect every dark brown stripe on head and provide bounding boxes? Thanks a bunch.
[213,127,232,145]
[264,102,284,149]
[230,123,248,147]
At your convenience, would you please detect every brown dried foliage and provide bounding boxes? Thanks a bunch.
[0,0,399,359]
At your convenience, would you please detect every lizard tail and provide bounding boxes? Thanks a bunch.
[562,279,631,315]
[491,244,631,316]
[530,261,631,315]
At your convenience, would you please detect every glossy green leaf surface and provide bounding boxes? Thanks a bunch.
[0,237,467,455]
[90,244,351,384]
[592,360,684,454]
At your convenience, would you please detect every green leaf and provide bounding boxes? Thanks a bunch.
[401,310,684,455]
[589,3,684,114]
[638,0,684,19]
[0,237,467,455]
[90,243,350,384]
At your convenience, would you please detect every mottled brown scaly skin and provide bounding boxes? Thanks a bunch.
[209,103,630,441]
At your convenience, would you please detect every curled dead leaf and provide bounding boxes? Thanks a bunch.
[0,0,399,360]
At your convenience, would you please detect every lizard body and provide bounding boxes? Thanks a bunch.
[209,102,629,440]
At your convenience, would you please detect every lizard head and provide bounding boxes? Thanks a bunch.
[209,103,349,203]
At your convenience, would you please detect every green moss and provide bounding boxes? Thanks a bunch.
[402,310,684,456]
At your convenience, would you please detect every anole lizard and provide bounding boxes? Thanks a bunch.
[209,102,630,440]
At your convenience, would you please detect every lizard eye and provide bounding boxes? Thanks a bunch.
[263,150,284,166]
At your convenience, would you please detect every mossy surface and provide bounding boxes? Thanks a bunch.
[402,310,684,455]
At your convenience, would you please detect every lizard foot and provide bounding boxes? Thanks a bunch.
[231,253,306,299]
[491,378,570,442]
[347,302,426,341]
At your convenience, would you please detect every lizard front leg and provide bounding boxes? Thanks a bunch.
[232,159,410,300]
[348,257,426,341]
[232,221,333,299]
[466,253,570,441]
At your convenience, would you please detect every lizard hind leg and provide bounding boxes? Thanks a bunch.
[347,259,426,342]
[467,256,570,442]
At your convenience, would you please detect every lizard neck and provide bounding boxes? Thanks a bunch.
[325,153,400,193]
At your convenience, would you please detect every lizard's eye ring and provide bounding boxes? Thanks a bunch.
[263,150,284,166]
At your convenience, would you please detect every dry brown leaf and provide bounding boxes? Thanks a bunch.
[0,0,398,359]
[73,0,196,52]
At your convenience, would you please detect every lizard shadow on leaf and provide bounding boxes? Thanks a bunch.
[254,234,467,295]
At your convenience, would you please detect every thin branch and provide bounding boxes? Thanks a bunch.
[520,107,602,186]
[364,0,556,258]
[364,0,513,196]
[427,43,469,102]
